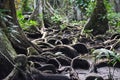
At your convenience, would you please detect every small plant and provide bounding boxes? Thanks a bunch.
[60,24,67,30]
[74,0,90,13]
[81,29,93,38]
[51,14,62,24]
[17,10,38,30]
[107,12,120,33]
[51,13,68,30]
[86,0,96,17]
[93,48,120,80]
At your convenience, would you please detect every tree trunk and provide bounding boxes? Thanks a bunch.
[73,6,84,20]
[0,0,42,54]
[84,0,109,35]
[114,0,120,13]
[0,0,18,79]
[0,0,42,79]
[0,27,16,79]
[29,0,45,28]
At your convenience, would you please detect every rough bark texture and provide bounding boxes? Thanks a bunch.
[0,0,18,79]
[84,0,109,35]
[0,0,28,52]
[0,20,16,79]
[0,30,16,79]
[0,0,42,54]
[0,0,42,79]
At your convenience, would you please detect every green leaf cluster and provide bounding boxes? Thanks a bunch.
[75,0,90,12]
[108,13,120,27]
[17,10,38,30]
[93,48,120,65]
[60,24,67,30]
[51,14,62,24]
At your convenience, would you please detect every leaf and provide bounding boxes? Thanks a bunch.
[93,48,116,59]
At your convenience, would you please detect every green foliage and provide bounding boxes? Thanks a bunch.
[108,12,120,28]
[93,48,116,59]
[51,13,69,30]
[86,0,113,17]
[17,10,38,30]
[93,48,120,65]
[83,29,93,34]
[104,0,120,32]
[85,0,96,16]
[74,0,90,12]
[51,14,62,24]
[22,0,32,12]
[86,0,112,17]
[104,0,113,13]
[60,24,67,30]
[69,20,84,27]
[104,0,120,27]
[39,13,43,19]
[69,0,73,4]
[86,0,120,33]
[104,0,120,33]
[93,48,120,79]
[82,29,93,37]
[109,13,120,24]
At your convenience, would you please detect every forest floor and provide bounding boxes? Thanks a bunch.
[25,24,120,80]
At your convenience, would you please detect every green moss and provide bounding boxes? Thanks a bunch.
[0,29,17,59]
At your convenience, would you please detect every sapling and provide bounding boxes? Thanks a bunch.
[92,48,120,80]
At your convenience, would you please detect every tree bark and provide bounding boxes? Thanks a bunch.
[114,0,120,13]
[0,27,16,79]
[29,0,45,28]
[0,0,42,54]
[0,0,42,78]
[0,0,17,79]
[84,0,109,35]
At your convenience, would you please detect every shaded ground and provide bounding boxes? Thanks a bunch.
[3,24,120,80]
[24,25,120,80]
